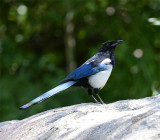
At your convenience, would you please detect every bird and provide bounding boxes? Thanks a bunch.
[19,40,123,109]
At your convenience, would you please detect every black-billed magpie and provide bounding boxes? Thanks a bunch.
[20,40,123,109]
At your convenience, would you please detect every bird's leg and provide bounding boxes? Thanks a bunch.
[94,88,104,104]
[88,89,99,103]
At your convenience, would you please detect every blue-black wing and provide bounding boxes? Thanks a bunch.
[60,63,108,83]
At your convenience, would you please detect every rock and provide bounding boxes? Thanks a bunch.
[1,95,160,140]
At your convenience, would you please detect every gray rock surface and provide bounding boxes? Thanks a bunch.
[1,95,160,140]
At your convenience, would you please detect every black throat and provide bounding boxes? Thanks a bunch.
[98,42,116,67]
[109,50,115,66]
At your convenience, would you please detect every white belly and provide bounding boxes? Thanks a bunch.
[88,65,113,89]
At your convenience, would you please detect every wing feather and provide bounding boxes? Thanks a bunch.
[60,63,108,83]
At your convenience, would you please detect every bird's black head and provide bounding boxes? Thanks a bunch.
[99,40,123,52]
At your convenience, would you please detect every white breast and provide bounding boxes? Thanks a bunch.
[88,65,113,89]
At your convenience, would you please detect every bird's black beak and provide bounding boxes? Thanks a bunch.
[112,40,123,46]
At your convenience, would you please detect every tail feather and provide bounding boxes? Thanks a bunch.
[19,81,77,110]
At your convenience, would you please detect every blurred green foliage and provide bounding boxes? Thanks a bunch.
[0,0,160,122]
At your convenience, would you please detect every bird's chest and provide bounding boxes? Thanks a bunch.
[88,65,113,89]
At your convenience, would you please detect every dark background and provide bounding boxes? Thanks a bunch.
[0,0,160,122]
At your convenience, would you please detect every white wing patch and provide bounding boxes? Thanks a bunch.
[101,58,111,64]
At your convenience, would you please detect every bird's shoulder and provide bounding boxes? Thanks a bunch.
[84,52,111,66]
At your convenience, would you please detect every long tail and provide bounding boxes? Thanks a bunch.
[19,81,77,110]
